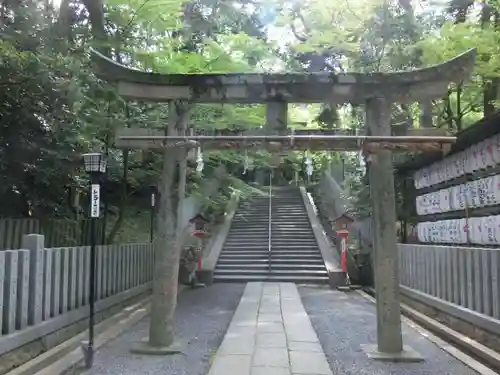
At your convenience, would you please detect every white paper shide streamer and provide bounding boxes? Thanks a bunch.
[305,154,313,176]
[196,147,204,173]
[243,149,248,175]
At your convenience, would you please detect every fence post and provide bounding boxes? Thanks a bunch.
[17,249,30,329]
[22,234,45,325]
[3,250,19,334]
[0,252,5,333]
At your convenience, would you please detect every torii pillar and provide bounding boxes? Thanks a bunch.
[358,50,476,360]
[364,96,412,359]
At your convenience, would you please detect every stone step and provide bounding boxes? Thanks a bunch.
[221,247,321,252]
[218,254,323,260]
[231,223,310,227]
[224,239,318,250]
[214,188,329,284]
[214,268,328,276]
[226,241,318,246]
[213,274,329,284]
[226,232,315,237]
[222,244,319,249]
[233,215,307,220]
[219,253,322,258]
[232,218,309,221]
[228,229,313,233]
[217,257,325,267]
[215,264,326,271]
[217,257,324,264]
[220,254,322,259]
[227,233,314,238]
[245,209,305,211]
[224,239,317,244]
[223,247,319,252]
[231,222,310,227]
[225,238,317,243]
[226,236,314,240]
[233,214,309,223]
[238,204,304,206]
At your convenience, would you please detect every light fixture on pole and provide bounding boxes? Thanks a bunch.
[149,185,157,243]
[81,152,107,369]
[339,153,346,181]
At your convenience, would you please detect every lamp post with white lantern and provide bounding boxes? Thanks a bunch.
[81,152,107,369]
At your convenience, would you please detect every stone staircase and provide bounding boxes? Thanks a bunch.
[213,187,329,283]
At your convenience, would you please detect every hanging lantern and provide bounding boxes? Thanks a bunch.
[196,147,204,173]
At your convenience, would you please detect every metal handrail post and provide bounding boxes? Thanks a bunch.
[268,171,272,273]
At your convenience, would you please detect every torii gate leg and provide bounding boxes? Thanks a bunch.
[131,100,191,354]
[362,97,423,361]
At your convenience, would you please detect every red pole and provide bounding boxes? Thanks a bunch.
[336,229,349,285]
[192,230,205,272]
[197,251,202,271]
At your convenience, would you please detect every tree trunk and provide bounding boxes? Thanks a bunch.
[106,148,128,244]
[82,0,109,56]
[456,85,463,131]
[56,0,74,45]
[149,101,191,348]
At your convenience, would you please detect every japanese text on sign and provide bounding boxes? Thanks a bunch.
[91,184,100,218]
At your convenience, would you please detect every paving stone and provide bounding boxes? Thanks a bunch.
[262,288,280,295]
[258,313,282,322]
[286,328,319,343]
[209,354,252,375]
[288,341,323,353]
[233,318,258,327]
[253,347,290,367]
[259,309,281,315]
[251,366,291,375]
[219,337,255,355]
[257,321,284,333]
[260,306,281,312]
[207,283,332,375]
[226,325,256,338]
[233,314,259,323]
[289,352,332,375]
[283,317,310,327]
[256,332,287,348]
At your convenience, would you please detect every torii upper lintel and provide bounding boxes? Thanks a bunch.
[91,48,476,104]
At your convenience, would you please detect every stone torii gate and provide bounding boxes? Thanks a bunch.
[92,48,476,361]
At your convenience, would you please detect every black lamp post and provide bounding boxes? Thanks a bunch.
[81,152,107,369]
[149,185,157,243]
[340,153,346,182]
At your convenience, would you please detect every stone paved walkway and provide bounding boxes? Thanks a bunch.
[207,282,331,375]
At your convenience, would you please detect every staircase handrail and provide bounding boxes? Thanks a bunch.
[268,172,272,272]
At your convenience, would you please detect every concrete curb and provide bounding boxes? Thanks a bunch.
[298,186,343,287]
[198,191,240,284]
[7,285,189,375]
[355,289,499,375]
[4,297,150,375]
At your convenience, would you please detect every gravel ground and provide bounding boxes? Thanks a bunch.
[76,284,245,375]
[299,285,479,375]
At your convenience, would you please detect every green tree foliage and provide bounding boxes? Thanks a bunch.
[2,0,500,230]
